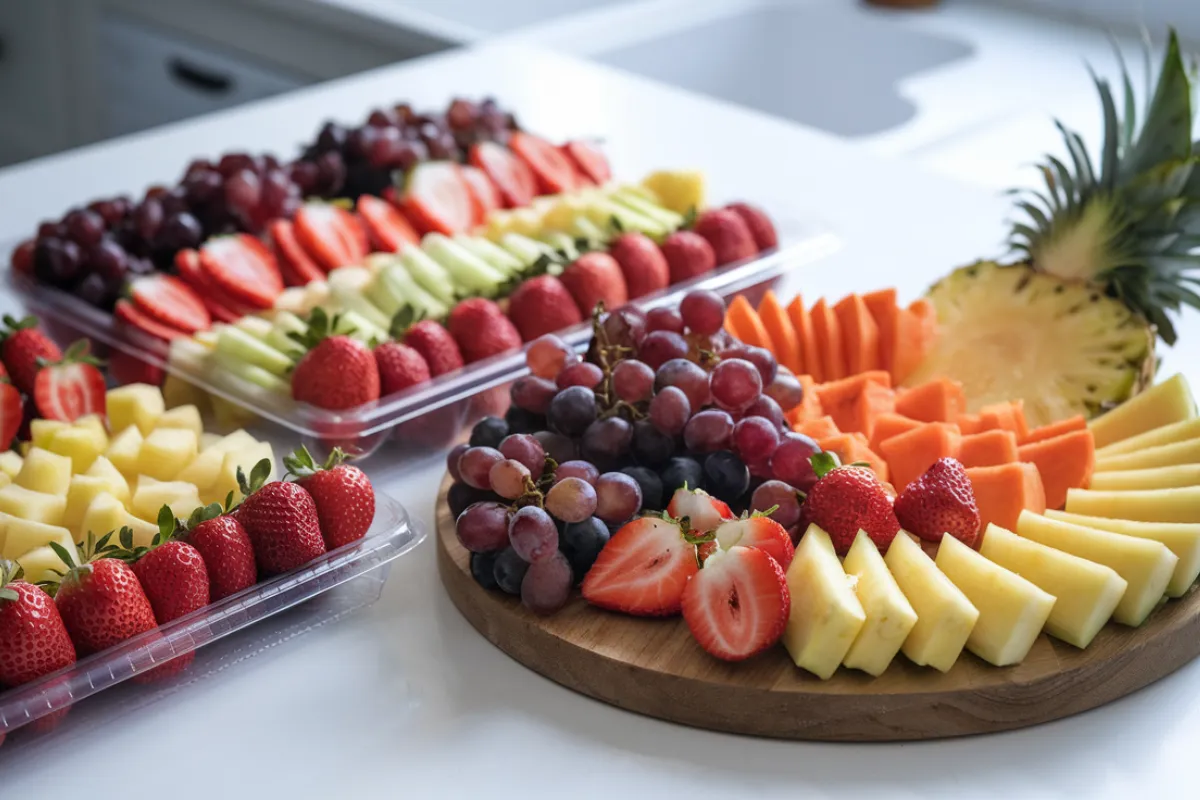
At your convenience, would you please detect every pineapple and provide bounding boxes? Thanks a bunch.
[78,492,127,540]
[1096,414,1200,457]
[204,429,257,455]
[48,425,107,473]
[199,432,222,450]
[0,484,67,525]
[85,457,131,508]
[1095,439,1200,471]
[2,518,73,560]
[106,383,165,435]
[15,448,73,495]
[131,476,201,521]
[155,404,204,440]
[0,473,9,490]
[884,533,979,672]
[841,531,917,677]
[136,427,199,481]
[206,442,274,506]
[29,419,68,451]
[18,539,77,584]
[1090,464,1200,491]
[105,425,144,478]
[1065,486,1200,524]
[781,525,866,679]
[62,475,120,530]
[1090,374,1196,449]
[0,451,22,479]
[174,448,225,495]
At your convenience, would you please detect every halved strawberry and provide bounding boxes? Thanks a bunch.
[269,219,326,286]
[458,165,502,224]
[173,249,258,320]
[468,142,536,209]
[0,381,22,446]
[198,234,284,309]
[129,274,211,334]
[509,132,582,195]
[712,516,795,570]
[681,545,790,662]
[357,194,420,252]
[293,203,369,271]
[562,140,612,185]
[33,340,107,422]
[666,487,733,534]
[114,299,187,342]
[581,515,698,617]
[398,162,476,235]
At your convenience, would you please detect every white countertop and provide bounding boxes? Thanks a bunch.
[2,43,1199,800]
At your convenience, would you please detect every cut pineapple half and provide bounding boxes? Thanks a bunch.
[905,262,1153,427]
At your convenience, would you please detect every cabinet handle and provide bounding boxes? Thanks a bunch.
[168,57,235,95]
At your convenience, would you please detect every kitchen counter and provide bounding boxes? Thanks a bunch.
[1,44,1198,799]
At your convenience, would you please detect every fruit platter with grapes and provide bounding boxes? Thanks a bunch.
[438,31,1200,712]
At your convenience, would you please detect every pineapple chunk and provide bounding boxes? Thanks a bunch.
[205,442,274,506]
[842,531,917,677]
[137,427,199,481]
[0,512,8,553]
[154,404,204,440]
[781,525,866,679]
[1045,510,1200,597]
[2,518,74,560]
[1064,487,1200,524]
[885,533,979,672]
[1096,417,1200,458]
[1089,374,1195,450]
[175,448,224,494]
[17,536,78,584]
[15,447,73,495]
[0,484,67,525]
[106,383,165,435]
[199,432,222,451]
[63,475,122,530]
[162,373,211,414]
[78,492,127,540]
[935,534,1056,666]
[84,456,131,508]
[132,476,202,522]
[121,511,160,549]
[1089,464,1200,491]
[209,395,256,431]
[30,419,68,451]
[1016,510,1176,626]
[105,425,144,478]
[74,414,108,439]
[641,170,706,215]
[48,425,107,473]
[980,524,1126,648]
[203,429,257,455]
[0,472,8,490]
[0,450,22,479]
[1095,438,1200,472]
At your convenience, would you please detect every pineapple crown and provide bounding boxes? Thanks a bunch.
[0,558,24,601]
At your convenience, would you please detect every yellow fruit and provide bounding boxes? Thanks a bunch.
[175,449,224,494]
[1089,374,1195,449]
[841,531,917,677]
[1015,510,1176,626]
[78,492,127,540]
[209,395,256,432]
[0,484,67,525]
[137,427,199,481]
[203,429,257,455]
[121,511,160,548]
[2,518,73,560]
[62,475,120,530]
[73,414,108,442]
[1089,464,1200,491]
[0,451,22,479]
[641,170,706,215]
[132,476,202,521]
[1065,486,1200,523]
[15,448,73,495]
[0,473,9,490]
[106,383,165,435]
[199,432,222,451]
[884,533,979,672]
[104,425,143,479]
[163,373,211,414]
[1094,438,1200,472]
[17,538,77,584]
[1096,417,1200,457]
[154,404,204,440]
[781,525,866,679]
[205,442,274,506]
[48,425,107,473]
[30,419,68,451]
[84,457,131,508]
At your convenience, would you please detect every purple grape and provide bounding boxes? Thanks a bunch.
[612,360,654,403]
[456,501,511,553]
[742,346,778,385]
[732,416,780,463]
[646,307,685,334]
[654,358,711,410]
[648,386,691,436]
[710,358,762,412]
[547,386,597,437]
[217,152,256,177]
[183,168,223,205]
[555,460,600,486]
[745,395,785,430]
[459,446,504,490]
[765,370,805,412]
[545,477,598,523]
[132,198,164,242]
[510,375,557,414]
[489,458,532,500]
[521,550,573,615]
[770,434,821,491]
[447,443,470,482]
[87,238,129,283]
[160,187,190,217]
[316,122,348,152]
[533,430,577,464]
[632,419,675,467]
[580,417,633,468]
[601,307,647,349]
[638,330,689,370]
[526,334,577,379]
[224,169,261,216]
[556,361,604,390]
[34,237,83,287]
[289,160,321,196]
[499,433,546,475]
[63,209,106,248]
[683,409,735,453]
[679,289,726,336]
[751,480,802,529]
[508,505,560,562]
[74,273,112,307]
[156,213,203,251]
[594,472,643,523]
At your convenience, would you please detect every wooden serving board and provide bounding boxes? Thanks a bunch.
[436,476,1200,741]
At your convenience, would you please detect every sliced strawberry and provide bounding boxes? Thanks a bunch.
[268,219,327,286]
[174,252,254,323]
[508,132,582,195]
[0,382,22,446]
[712,516,795,570]
[198,234,284,309]
[458,165,502,224]
[666,487,733,534]
[114,299,187,342]
[562,140,612,185]
[33,341,107,422]
[357,194,420,252]
[398,162,476,235]
[293,203,369,271]
[681,545,790,662]
[581,515,698,617]
[468,142,536,209]
[129,274,211,334]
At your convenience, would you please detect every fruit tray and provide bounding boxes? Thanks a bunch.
[0,488,424,744]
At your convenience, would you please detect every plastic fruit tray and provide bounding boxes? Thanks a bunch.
[6,219,840,460]
[0,489,424,747]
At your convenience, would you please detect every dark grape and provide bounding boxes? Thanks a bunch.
[621,466,663,511]
[447,481,495,518]
[703,451,750,504]
[74,273,112,307]
[556,361,604,390]
[63,209,106,248]
[504,404,545,435]
[521,550,573,615]
[499,433,546,475]
[159,187,190,217]
[156,213,203,251]
[37,221,66,240]
[225,169,262,218]
[470,550,501,590]
[601,307,647,349]
[632,419,675,467]
[510,375,557,414]
[315,121,348,152]
[555,460,600,486]
[447,443,470,482]
[183,168,223,205]
[638,330,688,370]
[533,430,576,464]
[560,517,610,585]
[732,416,780,463]
[469,416,509,448]
[751,480,802,528]
[679,289,726,335]
[742,346,778,385]
[455,501,511,552]
[34,238,83,288]
[88,198,129,227]
[545,477,598,523]
[447,98,478,129]
[87,238,129,282]
[612,360,654,403]
[710,358,762,412]
[315,151,347,194]
[595,472,643,524]
[580,417,633,469]
[770,433,821,491]
[683,409,734,453]
[289,160,321,196]
[133,198,164,242]
[659,457,704,495]
[745,395,785,431]
[648,386,691,436]
[547,386,597,437]
[459,446,503,489]
[654,358,711,410]
[765,369,805,412]
[493,547,529,595]
[646,307,684,334]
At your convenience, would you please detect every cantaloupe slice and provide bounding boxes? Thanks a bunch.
[1022,415,1088,445]
[818,433,889,482]
[957,429,1019,468]
[978,400,1030,441]
[894,378,967,423]
[956,414,984,435]
[797,416,840,439]
[1089,464,1200,492]
[794,374,822,421]
[868,412,924,453]
[1088,373,1195,449]
[726,295,772,350]
[1017,429,1096,510]
[787,296,823,384]
[757,291,802,374]
[1065,486,1200,524]
[1095,417,1200,458]
[814,371,894,438]
[1094,437,1200,472]
[862,288,898,376]
[834,294,881,376]
[879,422,962,491]
[892,298,939,384]
[809,298,846,381]
[966,463,1046,532]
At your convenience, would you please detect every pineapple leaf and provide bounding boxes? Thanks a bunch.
[1108,34,1139,152]
[1038,168,1064,213]
[1126,159,1197,207]
[1124,31,1193,178]
[1016,202,1052,231]
[1047,156,1078,210]
[1088,66,1122,190]
[1057,121,1097,191]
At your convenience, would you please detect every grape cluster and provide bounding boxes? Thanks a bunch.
[179,153,303,237]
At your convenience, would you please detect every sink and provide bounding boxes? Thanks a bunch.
[593,2,974,138]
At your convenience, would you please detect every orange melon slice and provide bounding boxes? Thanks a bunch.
[787,295,823,383]
[726,295,772,349]
[833,293,881,376]
[955,413,985,436]
[818,433,889,483]
[814,371,893,438]
[892,298,938,384]
[894,378,967,423]
[756,291,803,374]
[967,463,1046,533]
[868,412,924,453]
[1017,429,1096,510]
[878,422,962,492]
[862,288,898,376]
[809,298,846,381]
[797,416,840,439]
[1021,414,1087,445]
[957,429,1019,468]
[978,400,1030,441]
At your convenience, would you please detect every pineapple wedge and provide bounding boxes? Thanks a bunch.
[106,383,165,435]
[132,476,202,521]
[2,518,74,560]
[62,475,120,530]
[104,426,144,479]
[885,533,979,672]
[85,457,131,508]
[1096,417,1200,457]
[1089,374,1195,449]
[79,492,127,540]
[29,419,68,451]
[782,525,866,679]
[0,451,22,479]
[121,511,160,549]
[174,448,224,495]
[1094,438,1200,472]
[15,448,73,495]
[935,535,1056,666]
[0,473,9,490]
[17,536,78,584]
[199,432,222,451]
[205,442,274,506]
[0,484,67,526]
[1045,510,1200,597]
[1016,510,1175,626]
[137,427,199,481]
[155,404,204,439]
[1065,487,1200,524]
[48,425,107,473]
[842,531,917,677]
[203,429,257,455]
[1090,464,1200,491]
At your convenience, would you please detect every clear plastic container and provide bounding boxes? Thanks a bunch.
[7,220,840,459]
[0,490,424,750]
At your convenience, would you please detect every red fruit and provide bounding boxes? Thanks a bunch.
[10,239,36,276]
[468,142,536,209]
[458,165,502,224]
[130,274,211,334]
[374,340,431,395]
[0,382,23,447]
[199,234,284,309]
[355,194,419,253]
[446,298,523,364]
[693,208,758,266]
[1,315,62,394]
[508,132,581,195]
[174,249,256,321]
[129,534,210,624]
[803,454,900,554]
[506,275,583,341]
[398,161,475,235]
[660,231,716,284]
[562,140,612,185]
[559,252,628,316]
[401,320,464,377]
[893,457,982,546]
[187,513,257,601]
[681,545,790,661]
[581,515,698,616]
[0,560,76,688]
[33,340,107,423]
[284,446,376,550]
[726,202,778,251]
[55,556,157,657]
[712,515,795,570]
[294,203,370,270]
[292,335,381,410]
[114,299,187,342]
[666,486,733,534]
[607,233,669,299]
[269,219,327,285]
[237,479,327,575]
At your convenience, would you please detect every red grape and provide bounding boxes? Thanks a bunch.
[710,358,762,412]
[499,433,546,475]
[510,375,557,413]
[654,358,711,410]
[489,458,531,499]
[447,443,469,482]
[679,289,726,335]
[612,359,654,403]
[766,370,805,412]
[595,472,643,523]
[63,209,105,248]
[649,386,691,435]
[646,307,685,333]
[742,346,778,385]
[459,446,503,489]
[638,330,688,370]
[545,477,598,523]
[224,169,262,215]
[533,431,576,464]
[751,480,803,529]
[601,307,647,349]
[521,550,573,615]
[770,434,821,491]
[732,416,780,462]
[556,361,604,390]
[527,334,577,379]
[683,409,734,453]
[744,395,785,430]
[555,460,599,486]
[455,501,511,552]
[580,417,633,467]
[508,506,559,562]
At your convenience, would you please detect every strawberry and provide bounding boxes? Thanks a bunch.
[506,274,583,341]
[291,312,381,410]
[51,532,158,656]
[185,500,258,601]
[446,298,523,364]
[399,317,464,377]
[236,464,327,575]
[660,231,716,284]
[712,515,795,569]
[33,340,107,423]
[726,202,778,251]
[118,506,210,624]
[10,239,36,276]
[269,219,327,285]
[398,162,475,235]
[293,203,369,271]
[893,457,982,547]
[114,298,187,341]
[692,208,758,266]
[0,559,76,688]
[0,381,22,447]
[802,453,900,554]
[284,446,376,549]
[198,234,284,309]
[508,132,581,195]
[581,514,698,616]
[562,140,612,185]
[666,486,733,533]
[356,194,419,253]
[458,165,502,224]
[1,315,62,394]
[129,274,211,334]
[560,252,628,317]
[682,545,789,661]
[607,233,669,299]
[172,251,247,323]
[374,340,431,395]
[469,141,536,208]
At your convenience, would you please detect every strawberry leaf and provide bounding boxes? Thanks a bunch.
[810,451,841,480]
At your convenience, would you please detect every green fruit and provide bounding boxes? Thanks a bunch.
[216,326,293,378]
[422,233,506,295]
[399,246,457,305]
[456,236,525,275]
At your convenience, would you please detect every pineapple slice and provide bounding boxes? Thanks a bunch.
[641,170,706,216]
[209,395,257,432]
[15,448,73,495]
[1089,374,1195,450]
[1016,510,1175,626]
[85,457,131,508]
[106,383,165,435]
[121,511,160,549]
[73,414,107,440]
[199,432,222,451]
[17,536,78,584]
[1090,464,1200,491]
[884,533,979,672]
[2,518,74,560]
[781,525,866,679]
[132,476,202,521]
[842,531,917,677]
[30,419,68,451]
[0,450,22,479]
[980,524,1126,648]
[78,492,127,540]
[105,425,144,478]
[137,427,199,481]
[175,449,224,495]
[935,534,1056,666]
[1045,510,1200,597]
[154,404,204,440]
[0,473,9,490]
[1095,439,1200,472]
[162,373,211,413]
[1096,416,1200,458]
[0,484,67,526]
[62,475,121,530]
[48,425,107,474]
[1064,487,1200,524]
[205,442,274,506]
[203,429,257,455]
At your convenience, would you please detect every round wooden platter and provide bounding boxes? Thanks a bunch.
[436,477,1200,741]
